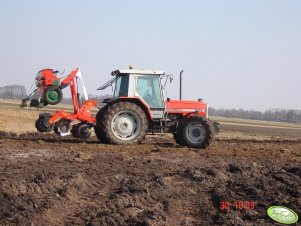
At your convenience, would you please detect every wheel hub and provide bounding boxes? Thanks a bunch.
[186,123,205,144]
[55,120,71,136]
[111,111,140,140]
[47,90,59,102]
[120,122,129,130]
[61,125,69,133]
[192,128,201,137]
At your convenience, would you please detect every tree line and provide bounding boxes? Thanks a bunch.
[0,85,27,99]
[208,107,301,124]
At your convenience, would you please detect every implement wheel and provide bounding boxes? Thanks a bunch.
[95,102,148,144]
[71,123,91,139]
[54,119,71,136]
[35,117,52,132]
[43,86,63,105]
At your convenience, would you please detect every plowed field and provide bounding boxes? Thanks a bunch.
[0,103,300,225]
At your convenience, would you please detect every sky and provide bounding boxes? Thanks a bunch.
[0,0,300,110]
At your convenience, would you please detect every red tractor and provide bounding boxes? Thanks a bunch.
[95,68,219,148]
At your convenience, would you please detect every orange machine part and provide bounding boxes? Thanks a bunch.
[41,69,60,86]
[49,100,97,125]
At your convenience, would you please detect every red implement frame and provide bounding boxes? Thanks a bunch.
[49,100,97,125]
[47,68,97,125]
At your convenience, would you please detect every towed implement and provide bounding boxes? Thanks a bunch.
[22,67,219,148]
[22,68,97,138]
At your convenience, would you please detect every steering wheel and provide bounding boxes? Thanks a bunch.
[143,89,155,106]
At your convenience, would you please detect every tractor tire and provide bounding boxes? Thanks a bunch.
[95,102,148,144]
[94,105,110,144]
[71,123,91,139]
[173,132,186,146]
[176,116,214,148]
[43,86,63,105]
[35,117,52,132]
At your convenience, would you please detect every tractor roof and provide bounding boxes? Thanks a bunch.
[111,69,165,76]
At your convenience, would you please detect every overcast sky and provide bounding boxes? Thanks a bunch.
[0,0,300,110]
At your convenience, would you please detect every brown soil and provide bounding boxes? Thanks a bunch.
[0,128,300,225]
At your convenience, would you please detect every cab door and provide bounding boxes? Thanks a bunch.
[135,75,164,119]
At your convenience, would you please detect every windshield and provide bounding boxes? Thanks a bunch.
[136,75,164,108]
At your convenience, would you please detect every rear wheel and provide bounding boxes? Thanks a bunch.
[95,102,148,144]
[175,116,214,148]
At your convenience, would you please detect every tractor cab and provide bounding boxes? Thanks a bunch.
[99,69,166,119]
[99,68,210,120]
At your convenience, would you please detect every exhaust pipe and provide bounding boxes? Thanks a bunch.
[180,70,184,100]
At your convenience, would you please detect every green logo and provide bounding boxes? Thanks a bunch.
[267,206,299,224]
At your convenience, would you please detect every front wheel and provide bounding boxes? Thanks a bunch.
[95,102,148,144]
[176,116,214,148]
